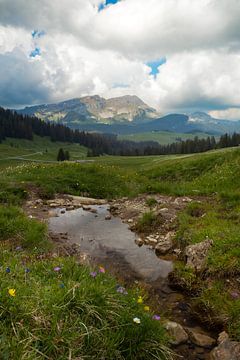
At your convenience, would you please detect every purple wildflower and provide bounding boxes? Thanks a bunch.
[25,268,30,273]
[152,315,161,321]
[90,271,97,278]
[116,286,128,295]
[231,292,240,299]
[53,266,61,272]
[99,266,105,273]
[6,267,10,273]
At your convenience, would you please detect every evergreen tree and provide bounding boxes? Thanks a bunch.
[57,148,65,161]
[65,150,70,160]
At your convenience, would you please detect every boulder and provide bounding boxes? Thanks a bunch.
[155,232,174,255]
[164,321,188,345]
[209,339,240,360]
[186,328,216,348]
[185,238,213,271]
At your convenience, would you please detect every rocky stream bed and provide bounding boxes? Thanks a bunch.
[24,193,240,360]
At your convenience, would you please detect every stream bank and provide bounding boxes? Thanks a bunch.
[24,193,238,359]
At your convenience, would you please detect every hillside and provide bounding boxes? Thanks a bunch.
[119,131,213,144]
[0,136,87,169]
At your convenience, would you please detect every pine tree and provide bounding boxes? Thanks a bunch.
[57,148,65,161]
[64,150,70,160]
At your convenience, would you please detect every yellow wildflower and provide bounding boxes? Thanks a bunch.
[9,289,16,297]
[144,306,150,312]
[137,296,143,304]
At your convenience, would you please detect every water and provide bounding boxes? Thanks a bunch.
[49,205,173,282]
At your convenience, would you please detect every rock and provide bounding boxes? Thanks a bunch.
[89,208,97,214]
[159,208,168,213]
[164,321,189,345]
[70,195,107,205]
[135,238,144,247]
[67,206,75,211]
[127,219,134,224]
[60,210,66,214]
[186,328,216,348]
[155,232,174,255]
[35,199,43,205]
[83,206,91,211]
[218,332,229,344]
[209,339,240,360]
[49,203,58,208]
[105,214,111,220]
[146,236,158,246]
[185,238,213,271]
[173,248,181,256]
[182,197,193,203]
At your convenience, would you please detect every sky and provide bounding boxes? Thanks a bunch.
[0,0,240,119]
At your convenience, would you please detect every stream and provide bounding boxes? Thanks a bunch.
[49,204,216,359]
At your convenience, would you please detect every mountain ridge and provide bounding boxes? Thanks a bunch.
[17,95,240,135]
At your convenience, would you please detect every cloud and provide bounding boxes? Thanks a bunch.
[209,108,240,121]
[0,0,239,116]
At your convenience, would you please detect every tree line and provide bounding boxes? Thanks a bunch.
[0,107,240,156]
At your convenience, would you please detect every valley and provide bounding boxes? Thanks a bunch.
[1,144,240,359]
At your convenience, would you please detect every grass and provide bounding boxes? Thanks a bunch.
[2,143,240,344]
[0,247,170,359]
[118,131,213,145]
[134,211,163,235]
[0,136,87,169]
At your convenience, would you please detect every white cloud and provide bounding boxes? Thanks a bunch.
[209,108,240,121]
[0,0,240,115]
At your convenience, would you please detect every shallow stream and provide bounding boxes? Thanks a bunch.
[49,204,216,360]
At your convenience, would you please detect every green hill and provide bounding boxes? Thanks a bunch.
[0,136,87,169]
[118,131,215,145]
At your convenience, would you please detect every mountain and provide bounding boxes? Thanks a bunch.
[18,95,159,125]
[17,97,240,136]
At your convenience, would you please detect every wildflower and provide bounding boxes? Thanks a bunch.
[25,268,30,273]
[9,289,16,297]
[231,291,240,299]
[90,271,97,278]
[144,306,150,312]
[152,315,161,321]
[53,266,61,272]
[133,317,141,324]
[99,266,105,274]
[6,267,10,273]
[137,296,143,304]
[116,285,128,295]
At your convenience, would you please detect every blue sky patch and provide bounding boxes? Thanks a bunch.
[32,30,46,39]
[98,0,120,12]
[30,47,41,58]
[146,58,167,78]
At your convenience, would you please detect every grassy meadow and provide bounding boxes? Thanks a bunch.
[1,138,240,356]
[118,131,212,145]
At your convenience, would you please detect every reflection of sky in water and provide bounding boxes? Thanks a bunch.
[49,205,173,282]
